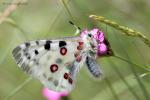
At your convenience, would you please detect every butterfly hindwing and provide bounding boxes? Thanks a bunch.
[12,37,84,92]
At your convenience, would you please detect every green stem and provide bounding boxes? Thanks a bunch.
[113,31,149,100]
[4,77,32,100]
[108,59,141,100]
[105,78,119,100]
[113,55,149,71]
[61,0,74,20]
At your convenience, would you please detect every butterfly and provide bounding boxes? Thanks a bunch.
[12,21,113,92]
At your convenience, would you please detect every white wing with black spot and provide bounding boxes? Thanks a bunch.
[12,37,84,92]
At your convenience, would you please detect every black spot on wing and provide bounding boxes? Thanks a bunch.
[14,53,21,61]
[24,52,28,56]
[23,52,31,60]
[25,42,30,47]
[34,50,39,55]
[48,77,53,81]
[36,41,39,45]
[12,46,21,55]
[59,41,67,48]
[27,56,31,60]
[54,80,59,86]
[44,40,52,50]
[55,58,62,64]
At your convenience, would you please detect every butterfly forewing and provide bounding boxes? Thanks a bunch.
[12,37,84,92]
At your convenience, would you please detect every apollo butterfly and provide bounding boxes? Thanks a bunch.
[12,21,113,92]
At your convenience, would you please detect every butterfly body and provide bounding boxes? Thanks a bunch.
[12,28,113,92]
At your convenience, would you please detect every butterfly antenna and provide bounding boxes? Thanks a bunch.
[69,21,81,35]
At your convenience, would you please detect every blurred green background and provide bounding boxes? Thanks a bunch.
[0,0,150,100]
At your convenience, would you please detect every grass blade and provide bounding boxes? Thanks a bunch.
[4,77,32,100]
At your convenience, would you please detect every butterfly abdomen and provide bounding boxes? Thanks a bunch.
[85,56,103,78]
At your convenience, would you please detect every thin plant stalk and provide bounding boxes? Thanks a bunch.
[104,78,119,100]
[61,0,74,20]
[113,32,149,100]
[4,77,32,100]
[114,55,149,71]
[108,59,141,100]
[0,0,27,24]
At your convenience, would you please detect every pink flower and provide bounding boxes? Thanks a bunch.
[80,28,107,56]
[80,29,88,38]
[80,28,104,43]
[97,43,107,55]
[90,28,104,42]
[42,88,69,100]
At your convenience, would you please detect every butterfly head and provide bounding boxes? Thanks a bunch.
[80,28,113,57]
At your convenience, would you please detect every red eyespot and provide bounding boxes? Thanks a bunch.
[64,73,69,79]
[60,47,67,55]
[78,42,84,46]
[50,64,58,73]
[76,56,82,62]
[77,42,84,50]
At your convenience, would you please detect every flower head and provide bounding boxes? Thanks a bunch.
[80,28,107,56]
[42,88,68,100]
[90,28,105,43]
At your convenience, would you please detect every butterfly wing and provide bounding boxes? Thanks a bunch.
[12,37,84,92]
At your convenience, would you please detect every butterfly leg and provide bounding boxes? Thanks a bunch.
[69,61,81,79]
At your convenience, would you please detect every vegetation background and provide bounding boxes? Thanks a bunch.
[0,0,150,100]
